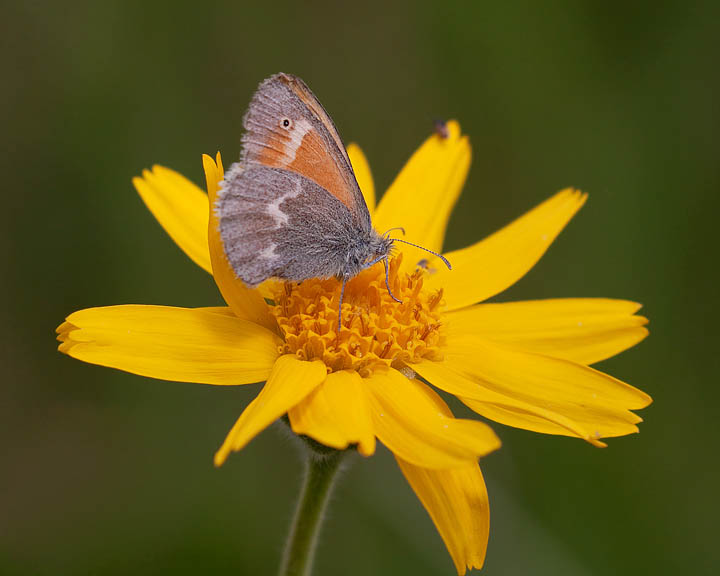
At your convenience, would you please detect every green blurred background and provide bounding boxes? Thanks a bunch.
[2,1,718,574]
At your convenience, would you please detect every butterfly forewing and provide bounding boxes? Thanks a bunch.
[240,73,370,228]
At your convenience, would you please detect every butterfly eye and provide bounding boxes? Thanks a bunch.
[281,118,292,129]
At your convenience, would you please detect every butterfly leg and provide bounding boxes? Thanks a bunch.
[363,254,387,269]
[382,226,405,238]
[383,258,403,304]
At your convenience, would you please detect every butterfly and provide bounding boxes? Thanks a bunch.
[216,73,450,332]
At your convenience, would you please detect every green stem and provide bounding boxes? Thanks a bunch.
[279,449,345,576]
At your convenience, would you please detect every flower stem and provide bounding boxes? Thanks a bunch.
[279,449,345,576]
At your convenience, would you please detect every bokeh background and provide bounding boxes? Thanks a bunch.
[2,1,718,574]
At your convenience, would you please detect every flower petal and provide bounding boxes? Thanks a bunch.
[347,143,375,214]
[57,305,282,385]
[372,121,470,267]
[397,459,489,575]
[415,360,601,443]
[202,154,278,330]
[214,355,327,466]
[425,188,588,311]
[395,387,489,574]
[364,368,500,469]
[415,339,651,445]
[133,165,212,274]
[446,298,649,365]
[288,369,375,456]
[450,340,652,409]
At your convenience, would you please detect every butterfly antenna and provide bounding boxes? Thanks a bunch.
[383,226,406,238]
[388,238,452,270]
[337,275,349,335]
[383,258,403,303]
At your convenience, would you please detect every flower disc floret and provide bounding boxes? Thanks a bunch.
[271,255,446,376]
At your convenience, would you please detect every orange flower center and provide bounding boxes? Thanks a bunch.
[270,255,446,377]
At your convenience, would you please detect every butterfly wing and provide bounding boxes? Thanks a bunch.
[240,73,371,229]
[217,164,359,286]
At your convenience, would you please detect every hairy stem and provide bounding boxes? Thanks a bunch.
[279,449,345,576]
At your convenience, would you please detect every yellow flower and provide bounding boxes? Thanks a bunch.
[56,121,651,574]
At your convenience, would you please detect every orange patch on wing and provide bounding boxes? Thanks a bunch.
[255,133,291,167]
[289,129,355,211]
[288,82,350,166]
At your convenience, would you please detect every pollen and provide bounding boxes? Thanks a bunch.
[270,255,446,377]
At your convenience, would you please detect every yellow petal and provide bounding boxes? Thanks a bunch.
[415,360,603,444]
[133,165,212,274]
[425,188,587,311]
[447,298,649,365]
[288,369,376,456]
[214,355,327,465]
[415,339,651,444]
[450,340,652,409]
[202,154,278,330]
[395,387,489,574]
[347,142,375,214]
[397,459,489,575]
[364,368,500,469]
[57,305,282,385]
[372,120,470,269]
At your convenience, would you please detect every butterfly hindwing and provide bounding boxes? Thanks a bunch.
[241,73,371,229]
[217,164,358,286]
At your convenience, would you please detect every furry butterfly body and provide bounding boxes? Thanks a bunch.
[216,73,449,329]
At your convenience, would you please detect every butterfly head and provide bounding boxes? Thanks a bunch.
[352,228,453,278]
[339,231,391,280]
[365,233,395,267]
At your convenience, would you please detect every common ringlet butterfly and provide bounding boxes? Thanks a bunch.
[216,73,451,331]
